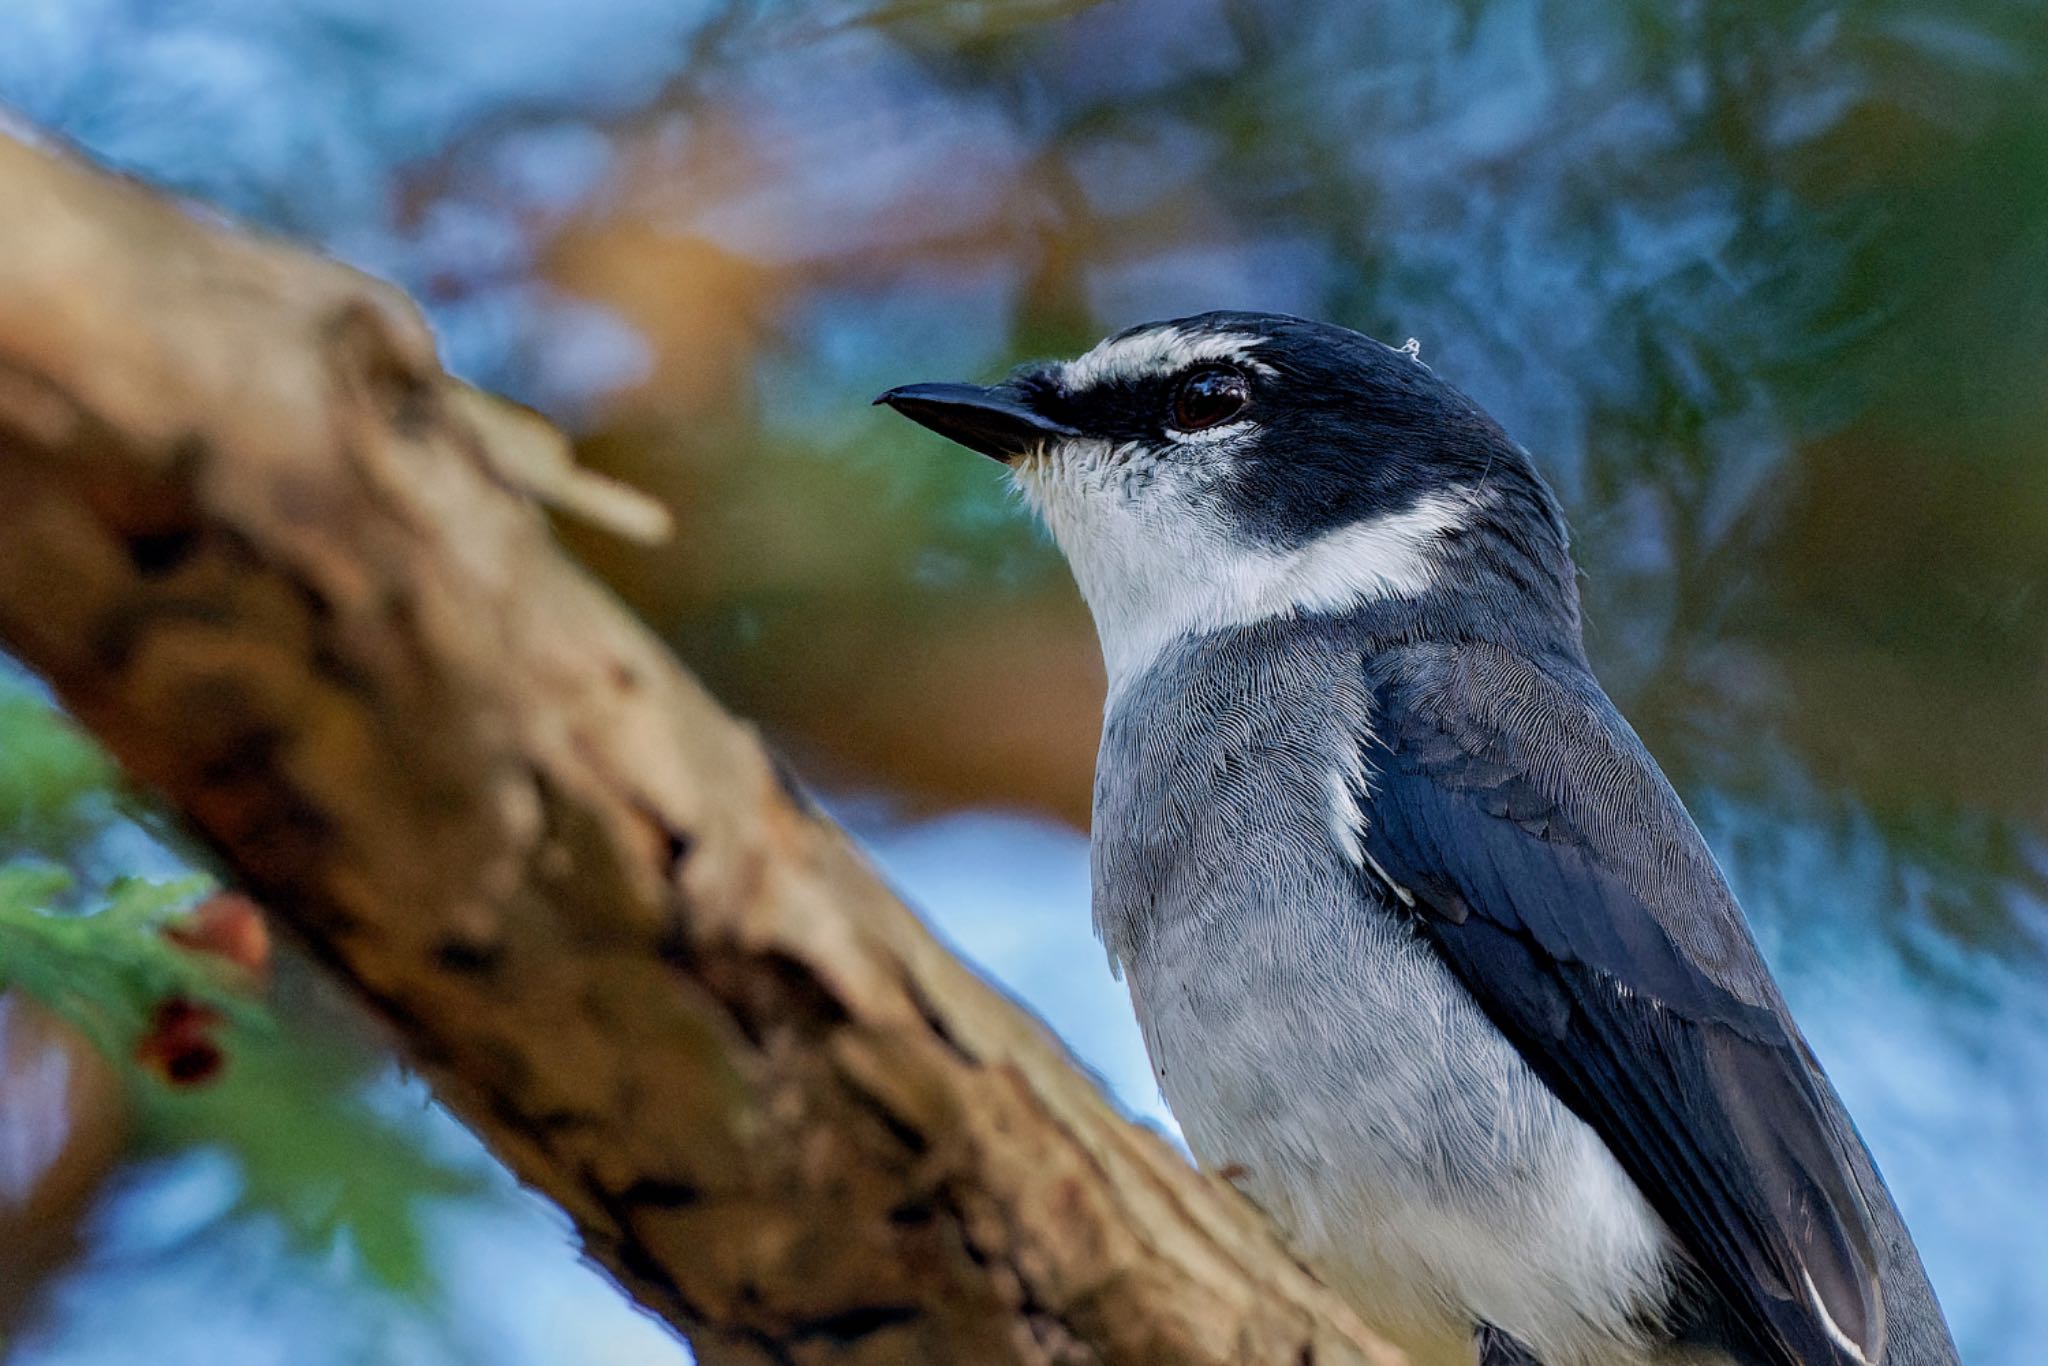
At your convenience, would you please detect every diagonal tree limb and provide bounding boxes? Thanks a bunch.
[0,132,1401,1365]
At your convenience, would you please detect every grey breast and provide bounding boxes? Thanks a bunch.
[1089,617,1584,1212]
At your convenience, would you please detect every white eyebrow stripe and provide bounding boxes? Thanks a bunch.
[1060,326,1273,391]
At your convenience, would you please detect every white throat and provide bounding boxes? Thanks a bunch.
[1018,455,1470,699]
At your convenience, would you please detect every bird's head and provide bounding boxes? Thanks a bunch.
[879,311,1581,691]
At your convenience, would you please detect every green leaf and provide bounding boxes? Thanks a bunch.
[0,673,484,1303]
[133,1011,489,1297]
[0,686,117,860]
[0,871,229,1055]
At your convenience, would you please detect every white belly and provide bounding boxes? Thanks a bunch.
[1124,905,1694,1366]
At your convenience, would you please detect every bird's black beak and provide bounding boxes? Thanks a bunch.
[874,381,1078,463]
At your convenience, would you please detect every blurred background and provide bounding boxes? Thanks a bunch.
[1,0,2045,1361]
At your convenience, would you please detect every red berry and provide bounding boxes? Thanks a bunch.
[135,997,228,1088]
[164,893,270,978]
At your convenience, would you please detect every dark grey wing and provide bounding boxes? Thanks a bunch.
[1357,643,1884,1366]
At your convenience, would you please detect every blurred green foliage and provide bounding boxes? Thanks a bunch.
[0,694,114,856]
[0,869,236,1057]
[0,681,481,1302]
[131,1003,486,1295]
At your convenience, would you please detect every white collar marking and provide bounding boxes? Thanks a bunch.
[1059,488,1468,701]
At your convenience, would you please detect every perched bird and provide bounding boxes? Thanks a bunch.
[879,313,1959,1366]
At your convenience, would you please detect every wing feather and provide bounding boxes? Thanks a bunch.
[1358,643,1883,1366]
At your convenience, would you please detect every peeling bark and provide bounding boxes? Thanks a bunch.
[0,133,1402,1364]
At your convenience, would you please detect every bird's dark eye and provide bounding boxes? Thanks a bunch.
[1170,365,1251,432]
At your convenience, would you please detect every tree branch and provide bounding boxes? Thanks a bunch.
[0,132,1400,1365]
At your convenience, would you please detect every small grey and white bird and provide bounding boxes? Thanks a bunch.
[878,312,1959,1366]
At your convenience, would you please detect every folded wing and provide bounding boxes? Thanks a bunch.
[1356,643,1883,1366]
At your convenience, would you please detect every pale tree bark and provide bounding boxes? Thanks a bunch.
[0,131,1403,1365]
